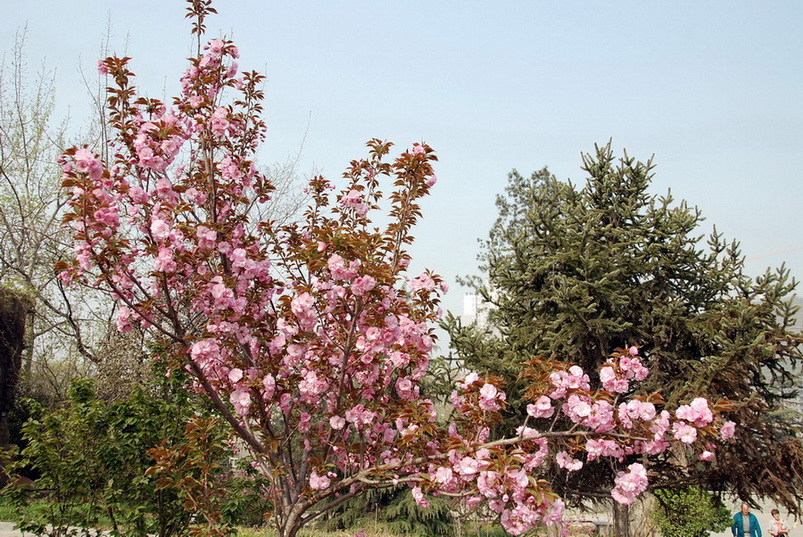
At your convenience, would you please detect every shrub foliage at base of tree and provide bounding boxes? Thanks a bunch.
[1,363,266,537]
[650,487,731,537]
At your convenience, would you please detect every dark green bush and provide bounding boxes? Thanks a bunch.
[650,486,731,537]
[1,362,268,537]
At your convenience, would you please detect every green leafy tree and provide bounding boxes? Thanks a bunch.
[650,486,731,537]
[444,143,803,527]
[1,362,249,537]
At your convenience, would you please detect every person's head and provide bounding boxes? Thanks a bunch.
[741,503,750,515]
[772,508,780,518]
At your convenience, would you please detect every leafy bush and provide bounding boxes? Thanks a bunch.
[1,363,264,537]
[220,470,272,528]
[650,486,731,537]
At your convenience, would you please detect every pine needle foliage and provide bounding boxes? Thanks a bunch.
[323,485,453,536]
[444,142,803,514]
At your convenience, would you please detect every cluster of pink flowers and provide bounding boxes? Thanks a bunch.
[721,420,736,440]
[599,346,649,393]
[556,451,583,471]
[676,397,715,427]
[549,365,590,398]
[415,438,561,535]
[72,148,104,181]
[479,383,506,411]
[422,348,736,534]
[340,189,369,216]
[611,463,649,505]
[308,470,332,491]
[526,395,554,419]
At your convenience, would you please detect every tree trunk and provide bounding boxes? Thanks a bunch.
[0,288,31,448]
[612,502,630,537]
[277,509,304,537]
[278,522,301,537]
[23,308,35,376]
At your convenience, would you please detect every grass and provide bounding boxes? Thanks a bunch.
[0,500,18,522]
[0,497,513,537]
[239,528,395,537]
[0,499,400,537]
[238,520,514,537]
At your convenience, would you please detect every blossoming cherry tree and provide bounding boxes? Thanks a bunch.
[58,2,735,536]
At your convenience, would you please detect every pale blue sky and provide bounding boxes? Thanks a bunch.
[3,1,802,317]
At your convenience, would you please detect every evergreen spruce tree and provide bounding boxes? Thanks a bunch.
[445,143,803,526]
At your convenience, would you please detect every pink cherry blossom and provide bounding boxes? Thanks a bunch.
[352,275,376,296]
[458,456,480,475]
[290,292,317,331]
[672,421,698,444]
[228,368,244,383]
[582,400,616,433]
[556,451,583,471]
[699,450,715,461]
[434,466,453,484]
[154,247,176,273]
[586,438,624,462]
[410,273,436,292]
[73,148,103,180]
[190,339,220,365]
[309,471,330,491]
[340,189,369,216]
[411,486,429,507]
[229,388,251,416]
[207,39,225,56]
[549,365,591,398]
[150,218,171,241]
[395,377,415,400]
[327,253,359,281]
[721,420,736,440]
[599,366,616,390]
[262,374,276,399]
[563,394,592,423]
[676,397,714,427]
[479,383,505,411]
[526,395,554,419]
[329,415,346,430]
[116,306,134,333]
[461,372,479,388]
[611,463,648,505]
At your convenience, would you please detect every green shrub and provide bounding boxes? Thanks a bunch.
[1,363,249,537]
[650,486,731,537]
